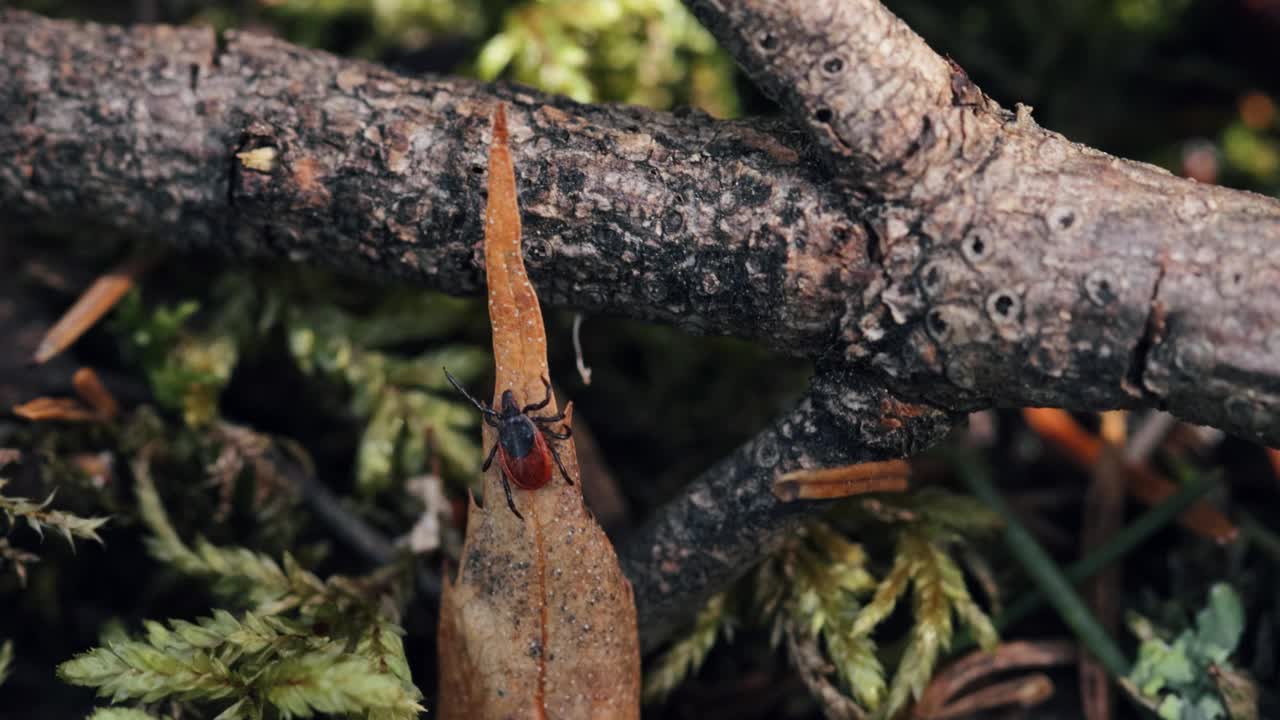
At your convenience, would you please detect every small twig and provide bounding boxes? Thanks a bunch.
[1079,415,1126,720]
[953,450,1130,678]
[12,367,119,422]
[922,674,1054,720]
[571,312,592,386]
[72,367,119,420]
[1124,411,1179,465]
[783,621,867,720]
[915,640,1076,718]
[772,460,910,501]
[11,396,101,422]
[1098,411,1127,446]
[281,443,442,604]
[32,252,155,365]
[1023,408,1237,543]
[963,410,998,447]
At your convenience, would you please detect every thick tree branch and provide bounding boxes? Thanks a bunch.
[688,0,1280,448]
[0,9,860,357]
[685,0,995,197]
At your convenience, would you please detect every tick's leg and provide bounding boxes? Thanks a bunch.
[482,412,500,429]
[531,409,567,424]
[444,367,500,418]
[547,441,574,485]
[542,426,572,440]
[521,376,553,414]
[500,470,524,520]
[481,442,499,472]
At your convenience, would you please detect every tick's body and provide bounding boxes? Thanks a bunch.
[445,370,573,519]
[496,408,553,490]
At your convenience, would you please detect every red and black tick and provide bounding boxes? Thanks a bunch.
[445,368,573,520]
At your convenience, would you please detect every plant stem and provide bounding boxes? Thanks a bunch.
[953,451,1131,677]
[998,468,1219,631]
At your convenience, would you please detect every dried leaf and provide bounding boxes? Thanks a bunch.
[920,674,1055,720]
[437,105,640,718]
[914,639,1076,718]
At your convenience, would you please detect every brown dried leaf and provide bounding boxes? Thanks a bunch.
[914,640,1075,719]
[437,105,640,719]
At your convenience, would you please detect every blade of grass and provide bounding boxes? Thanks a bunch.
[1001,468,1221,631]
[952,451,1130,678]
[950,466,1220,655]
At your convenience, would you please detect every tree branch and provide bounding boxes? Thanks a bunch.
[0,9,859,356]
[685,0,991,196]
[687,0,1280,448]
[622,370,956,651]
[5,5,1280,647]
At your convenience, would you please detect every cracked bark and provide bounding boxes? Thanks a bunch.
[687,0,1280,449]
[4,5,1280,646]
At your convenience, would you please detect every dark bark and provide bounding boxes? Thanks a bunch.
[4,5,1280,646]
[623,369,955,652]
[0,10,857,356]
[688,0,1280,450]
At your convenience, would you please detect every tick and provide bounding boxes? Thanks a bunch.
[445,369,573,520]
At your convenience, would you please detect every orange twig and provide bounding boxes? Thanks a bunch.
[1266,448,1280,487]
[32,253,153,365]
[12,397,101,422]
[1022,408,1237,544]
[73,367,119,420]
[11,367,119,423]
[772,459,910,501]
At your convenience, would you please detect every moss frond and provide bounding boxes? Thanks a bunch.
[851,550,912,638]
[643,592,731,703]
[0,478,110,548]
[65,453,424,718]
[87,709,167,720]
[60,609,422,718]
[262,651,422,720]
[0,639,13,687]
